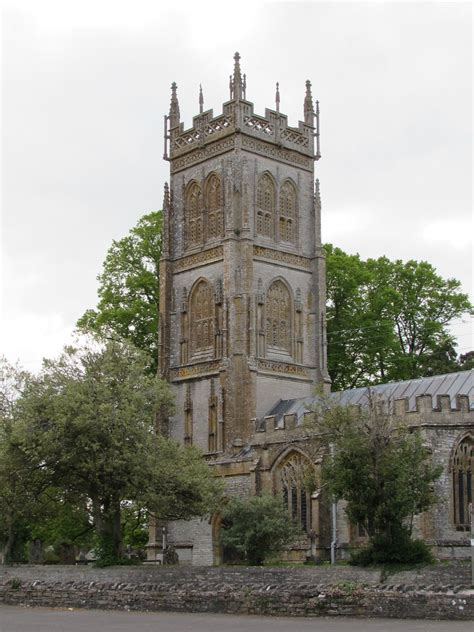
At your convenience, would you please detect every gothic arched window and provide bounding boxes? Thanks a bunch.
[190,279,214,358]
[279,180,297,244]
[185,181,203,247]
[278,452,314,533]
[256,173,275,239]
[452,435,473,531]
[265,280,292,355]
[205,173,223,240]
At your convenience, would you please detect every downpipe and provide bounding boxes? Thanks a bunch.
[330,443,337,564]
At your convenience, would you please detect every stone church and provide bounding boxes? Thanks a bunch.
[147,53,473,565]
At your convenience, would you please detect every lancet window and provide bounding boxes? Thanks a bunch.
[278,452,314,533]
[205,173,224,239]
[190,279,214,358]
[452,435,473,531]
[265,280,292,355]
[256,173,275,238]
[279,180,297,244]
[185,181,203,247]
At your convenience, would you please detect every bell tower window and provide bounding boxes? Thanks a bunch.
[256,173,276,239]
[279,180,297,244]
[205,173,223,239]
[265,280,292,356]
[190,279,215,359]
[185,181,203,247]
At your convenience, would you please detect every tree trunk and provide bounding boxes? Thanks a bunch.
[93,495,122,561]
[28,539,44,564]
[3,527,15,565]
[59,543,76,564]
[110,497,123,559]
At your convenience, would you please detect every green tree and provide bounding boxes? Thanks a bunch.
[77,211,162,373]
[220,493,298,565]
[325,245,473,389]
[76,213,472,388]
[459,351,474,370]
[30,492,94,562]
[313,395,442,565]
[19,339,222,564]
[0,357,50,563]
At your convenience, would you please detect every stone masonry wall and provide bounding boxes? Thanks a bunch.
[1,564,472,621]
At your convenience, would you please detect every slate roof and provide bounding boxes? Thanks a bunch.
[265,370,474,426]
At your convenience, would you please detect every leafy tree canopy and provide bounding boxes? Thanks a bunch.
[76,213,472,388]
[77,211,162,373]
[325,244,473,390]
[311,395,442,565]
[9,339,222,564]
[0,357,49,563]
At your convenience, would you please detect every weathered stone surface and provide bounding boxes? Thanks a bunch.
[0,565,473,620]
[153,51,474,568]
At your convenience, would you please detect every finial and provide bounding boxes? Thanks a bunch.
[230,51,244,100]
[315,99,321,159]
[169,82,180,128]
[234,51,241,77]
[315,179,321,212]
[304,79,314,125]
[199,84,204,114]
[163,181,170,209]
[275,82,280,112]
[162,182,171,255]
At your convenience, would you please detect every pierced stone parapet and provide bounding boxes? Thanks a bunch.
[170,101,314,160]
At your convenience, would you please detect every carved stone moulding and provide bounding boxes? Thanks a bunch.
[172,115,235,155]
[174,246,224,273]
[171,137,235,173]
[169,359,222,382]
[253,245,311,271]
[241,136,313,170]
[256,358,312,381]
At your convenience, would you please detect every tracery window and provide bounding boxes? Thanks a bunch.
[265,280,292,355]
[185,181,203,247]
[256,173,275,239]
[205,173,223,239]
[190,279,214,358]
[279,452,313,533]
[279,180,297,243]
[452,435,473,531]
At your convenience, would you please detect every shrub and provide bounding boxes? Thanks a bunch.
[350,530,434,567]
[220,493,299,565]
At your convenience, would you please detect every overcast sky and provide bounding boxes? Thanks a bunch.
[1,0,473,372]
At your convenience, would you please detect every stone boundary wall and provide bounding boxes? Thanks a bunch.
[0,565,473,621]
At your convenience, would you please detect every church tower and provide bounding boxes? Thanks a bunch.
[159,53,330,455]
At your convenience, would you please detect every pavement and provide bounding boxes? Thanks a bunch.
[0,607,470,632]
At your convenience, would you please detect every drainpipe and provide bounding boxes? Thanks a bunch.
[469,503,473,588]
[330,443,337,564]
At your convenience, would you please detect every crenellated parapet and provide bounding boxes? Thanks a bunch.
[393,393,473,426]
[163,52,320,166]
[253,386,474,435]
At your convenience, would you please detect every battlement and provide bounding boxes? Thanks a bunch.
[163,52,320,162]
[252,391,474,435]
[169,101,315,160]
